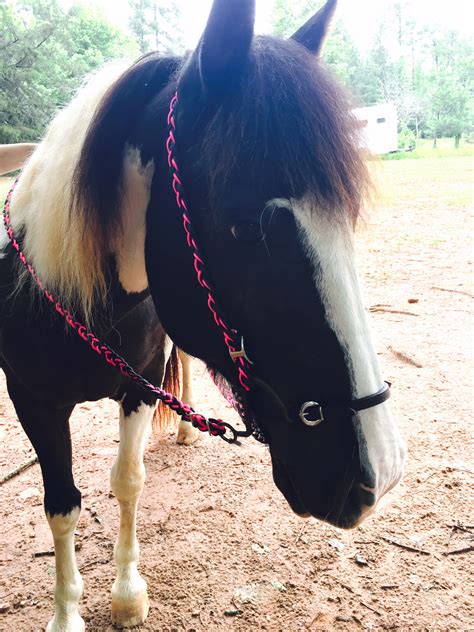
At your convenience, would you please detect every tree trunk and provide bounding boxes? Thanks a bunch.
[433,135,437,149]
[454,134,461,149]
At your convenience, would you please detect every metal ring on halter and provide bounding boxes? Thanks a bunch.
[229,336,254,365]
[299,401,325,427]
[219,422,254,445]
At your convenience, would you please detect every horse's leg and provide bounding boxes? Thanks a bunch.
[5,372,84,632]
[176,349,199,445]
[110,397,154,628]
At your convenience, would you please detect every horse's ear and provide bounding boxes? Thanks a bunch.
[290,0,338,55]
[187,0,256,92]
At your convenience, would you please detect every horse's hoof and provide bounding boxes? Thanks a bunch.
[46,611,85,632]
[111,590,149,629]
[176,420,200,446]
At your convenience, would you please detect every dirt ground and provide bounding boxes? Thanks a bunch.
[0,156,472,631]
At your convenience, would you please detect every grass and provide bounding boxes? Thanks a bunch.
[382,137,474,160]
[372,155,473,210]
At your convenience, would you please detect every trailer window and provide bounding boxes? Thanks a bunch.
[377,117,386,124]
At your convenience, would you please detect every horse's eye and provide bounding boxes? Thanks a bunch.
[231,221,264,244]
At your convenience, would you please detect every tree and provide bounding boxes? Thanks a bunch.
[270,0,369,105]
[271,0,321,38]
[424,29,473,147]
[128,0,184,55]
[269,0,474,146]
[0,0,138,143]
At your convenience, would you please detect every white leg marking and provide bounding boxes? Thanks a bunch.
[110,401,153,628]
[176,350,200,445]
[46,507,85,632]
[292,198,406,505]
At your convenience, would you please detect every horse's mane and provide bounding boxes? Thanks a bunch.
[10,35,369,321]
[9,54,180,320]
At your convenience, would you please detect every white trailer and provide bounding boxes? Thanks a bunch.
[353,104,398,155]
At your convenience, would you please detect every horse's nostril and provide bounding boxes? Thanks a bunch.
[356,483,376,508]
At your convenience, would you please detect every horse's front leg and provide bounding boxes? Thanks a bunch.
[110,398,154,628]
[176,349,199,445]
[5,371,84,632]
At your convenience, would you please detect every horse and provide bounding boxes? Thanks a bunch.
[0,142,197,447]
[2,0,406,629]
[1,147,197,632]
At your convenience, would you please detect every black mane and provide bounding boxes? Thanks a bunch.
[74,53,183,246]
[185,36,369,222]
[75,36,369,245]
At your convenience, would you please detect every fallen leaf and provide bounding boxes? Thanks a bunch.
[354,553,368,566]
[328,538,345,551]
[251,543,269,556]
[224,609,243,617]
[271,580,287,592]
[19,487,41,501]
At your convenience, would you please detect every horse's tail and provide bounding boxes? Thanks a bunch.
[70,53,181,319]
[152,344,181,433]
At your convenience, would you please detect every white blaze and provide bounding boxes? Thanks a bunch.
[292,197,406,502]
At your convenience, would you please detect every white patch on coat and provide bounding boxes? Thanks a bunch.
[8,61,131,317]
[0,221,8,258]
[290,196,406,505]
[163,335,173,365]
[46,507,85,632]
[110,401,153,628]
[116,147,154,294]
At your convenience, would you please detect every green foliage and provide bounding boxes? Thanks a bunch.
[398,124,415,150]
[381,137,474,160]
[269,0,473,148]
[0,0,138,143]
[128,0,184,55]
[271,0,321,38]
[424,30,473,144]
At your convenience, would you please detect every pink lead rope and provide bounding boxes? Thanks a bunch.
[1,93,258,444]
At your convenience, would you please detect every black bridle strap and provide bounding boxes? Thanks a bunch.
[291,382,391,424]
[347,381,391,413]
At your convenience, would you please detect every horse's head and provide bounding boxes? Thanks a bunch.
[145,0,406,528]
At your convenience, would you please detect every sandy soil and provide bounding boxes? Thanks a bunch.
[0,157,472,630]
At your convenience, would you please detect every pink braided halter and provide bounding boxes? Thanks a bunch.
[1,91,262,445]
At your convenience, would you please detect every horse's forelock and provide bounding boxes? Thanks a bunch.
[190,36,371,223]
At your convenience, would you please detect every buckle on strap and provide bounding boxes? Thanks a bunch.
[229,336,254,365]
[299,401,324,427]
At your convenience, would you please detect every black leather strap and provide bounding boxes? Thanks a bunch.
[347,381,391,413]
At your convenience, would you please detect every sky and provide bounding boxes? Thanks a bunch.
[66,0,472,52]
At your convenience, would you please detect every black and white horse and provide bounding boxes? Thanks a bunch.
[1,0,406,629]
[1,147,197,632]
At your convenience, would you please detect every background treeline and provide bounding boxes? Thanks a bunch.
[1,0,472,147]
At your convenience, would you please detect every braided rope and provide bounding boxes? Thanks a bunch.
[2,91,266,444]
[2,177,240,443]
[166,93,267,444]
[166,93,254,394]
